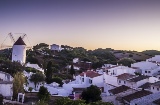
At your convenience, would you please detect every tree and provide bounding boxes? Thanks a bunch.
[51,77,63,87]
[33,43,49,50]
[28,87,33,92]
[118,57,136,67]
[38,86,50,102]
[30,72,45,88]
[46,61,53,84]
[54,97,86,105]
[89,101,113,105]
[70,64,75,76]
[13,72,26,99]
[81,85,102,103]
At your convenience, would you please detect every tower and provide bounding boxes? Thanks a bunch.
[12,37,26,64]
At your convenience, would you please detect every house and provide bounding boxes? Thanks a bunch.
[147,55,160,63]
[61,70,104,97]
[25,62,44,72]
[150,81,160,93]
[131,61,159,76]
[116,73,136,86]
[126,75,150,89]
[103,85,136,105]
[76,70,103,86]
[50,44,61,52]
[0,71,13,99]
[122,90,152,105]
[130,92,160,105]
[105,66,139,76]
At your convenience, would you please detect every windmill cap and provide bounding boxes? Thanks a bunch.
[14,37,26,45]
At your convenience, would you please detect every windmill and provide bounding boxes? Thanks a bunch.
[1,33,32,64]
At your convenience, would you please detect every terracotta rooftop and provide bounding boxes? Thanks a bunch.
[153,98,160,105]
[151,81,160,87]
[109,85,131,95]
[138,82,152,89]
[122,90,152,102]
[14,37,26,45]
[116,73,136,80]
[80,71,102,78]
[128,75,150,82]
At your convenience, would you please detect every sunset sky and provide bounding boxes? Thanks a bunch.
[0,0,160,51]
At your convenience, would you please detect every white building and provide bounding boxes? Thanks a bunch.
[130,92,160,105]
[147,55,160,63]
[12,37,26,64]
[50,44,61,52]
[0,71,13,99]
[73,58,79,64]
[150,81,160,93]
[25,62,44,72]
[131,61,159,76]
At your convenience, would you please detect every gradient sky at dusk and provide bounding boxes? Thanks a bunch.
[0,0,160,51]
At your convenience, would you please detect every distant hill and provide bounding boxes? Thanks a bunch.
[141,50,160,56]
[112,50,151,61]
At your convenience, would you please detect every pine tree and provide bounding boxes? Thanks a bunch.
[70,64,75,75]
[46,61,53,84]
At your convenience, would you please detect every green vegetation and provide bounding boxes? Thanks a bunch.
[13,72,26,99]
[46,61,53,84]
[50,77,63,87]
[118,57,136,67]
[142,50,160,56]
[0,59,24,76]
[54,97,113,105]
[30,72,45,88]
[70,64,75,76]
[81,85,102,103]
[38,86,50,102]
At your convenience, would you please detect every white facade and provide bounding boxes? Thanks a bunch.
[73,58,79,63]
[0,71,13,99]
[25,62,44,72]
[130,92,160,105]
[147,55,160,63]
[50,44,61,52]
[12,45,26,64]
[131,61,159,75]
[107,66,138,76]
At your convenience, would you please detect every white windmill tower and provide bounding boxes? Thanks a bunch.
[12,36,26,64]
[8,33,27,64]
[1,33,31,64]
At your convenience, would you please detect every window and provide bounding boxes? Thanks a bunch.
[82,78,84,82]
[153,87,154,89]
[89,79,92,84]
[157,88,159,91]
[119,80,121,83]
[145,71,147,73]
[124,81,126,84]
[148,71,151,73]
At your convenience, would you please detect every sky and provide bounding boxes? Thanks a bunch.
[0,0,160,51]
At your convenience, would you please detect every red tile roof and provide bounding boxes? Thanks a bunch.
[80,71,102,78]
[122,90,152,102]
[116,73,136,80]
[109,85,131,95]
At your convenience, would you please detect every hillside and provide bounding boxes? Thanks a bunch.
[113,50,151,61]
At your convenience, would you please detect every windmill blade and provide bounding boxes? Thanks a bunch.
[21,34,27,39]
[8,33,15,43]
